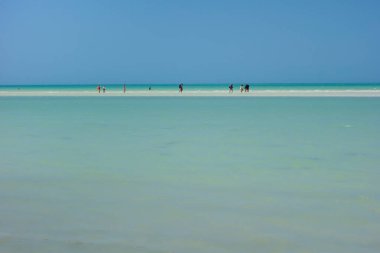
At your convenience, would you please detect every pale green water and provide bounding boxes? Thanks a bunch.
[0,97,380,252]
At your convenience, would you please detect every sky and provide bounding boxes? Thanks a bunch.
[0,0,380,84]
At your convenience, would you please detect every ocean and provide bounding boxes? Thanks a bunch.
[1,96,380,252]
[1,83,380,93]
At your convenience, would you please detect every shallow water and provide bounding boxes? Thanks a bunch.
[1,97,380,252]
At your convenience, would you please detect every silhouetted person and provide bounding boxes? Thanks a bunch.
[229,84,233,93]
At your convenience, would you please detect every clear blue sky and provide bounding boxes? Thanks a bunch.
[1,0,379,84]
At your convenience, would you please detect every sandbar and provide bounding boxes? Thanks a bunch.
[1,90,380,97]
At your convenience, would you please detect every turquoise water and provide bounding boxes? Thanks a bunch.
[1,97,380,252]
[1,83,380,92]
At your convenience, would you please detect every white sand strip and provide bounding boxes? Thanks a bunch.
[1,90,380,97]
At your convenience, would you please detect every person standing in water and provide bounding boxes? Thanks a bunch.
[97,85,101,93]
[229,84,233,93]
[245,84,249,92]
[179,83,183,93]
[103,86,106,93]
[123,84,126,93]
[240,84,244,93]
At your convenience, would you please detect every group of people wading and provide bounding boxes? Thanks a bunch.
[96,85,106,93]
[229,84,250,93]
[179,83,251,93]
[96,83,252,94]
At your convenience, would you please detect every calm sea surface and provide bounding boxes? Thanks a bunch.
[1,97,380,252]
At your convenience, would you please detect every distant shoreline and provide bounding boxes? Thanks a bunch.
[1,90,380,97]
